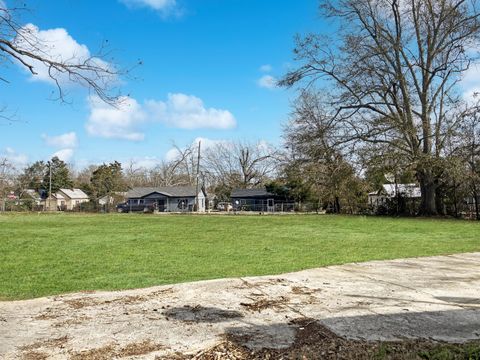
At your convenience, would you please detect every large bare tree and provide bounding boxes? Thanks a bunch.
[203,141,279,193]
[281,0,480,215]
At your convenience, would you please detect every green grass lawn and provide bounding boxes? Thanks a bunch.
[1,213,479,300]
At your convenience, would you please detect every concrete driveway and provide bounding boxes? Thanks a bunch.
[1,253,479,359]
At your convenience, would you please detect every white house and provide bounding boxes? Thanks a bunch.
[55,188,90,210]
[368,183,421,208]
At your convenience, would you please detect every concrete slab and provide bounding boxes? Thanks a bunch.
[0,253,479,358]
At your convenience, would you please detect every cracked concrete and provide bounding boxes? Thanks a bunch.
[1,253,479,359]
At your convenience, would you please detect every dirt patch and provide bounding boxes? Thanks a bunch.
[69,343,116,360]
[63,297,100,310]
[20,336,68,352]
[240,296,289,312]
[63,294,154,310]
[150,287,175,297]
[164,305,243,323]
[103,295,148,305]
[119,340,164,356]
[290,285,318,295]
[167,318,480,360]
[233,278,291,290]
[70,340,163,359]
[21,351,49,360]
[53,315,92,328]
[34,313,58,321]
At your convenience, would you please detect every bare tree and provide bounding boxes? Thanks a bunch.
[0,3,126,105]
[281,0,480,215]
[284,91,365,213]
[203,141,279,193]
[0,157,15,211]
[459,107,480,218]
[122,144,200,188]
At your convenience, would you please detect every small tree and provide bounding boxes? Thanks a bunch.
[43,157,73,194]
[90,161,126,210]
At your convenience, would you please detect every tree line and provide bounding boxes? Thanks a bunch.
[1,124,479,217]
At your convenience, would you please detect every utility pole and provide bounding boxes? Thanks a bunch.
[195,140,201,212]
[48,161,52,211]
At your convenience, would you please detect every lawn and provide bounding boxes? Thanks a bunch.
[0,213,479,300]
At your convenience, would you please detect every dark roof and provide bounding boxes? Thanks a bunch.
[126,186,202,198]
[230,188,273,198]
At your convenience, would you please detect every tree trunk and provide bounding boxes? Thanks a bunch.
[435,187,446,216]
[474,190,480,221]
[335,196,341,214]
[452,181,458,218]
[418,172,438,216]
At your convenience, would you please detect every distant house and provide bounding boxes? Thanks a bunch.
[42,192,66,211]
[368,183,421,208]
[41,188,89,211]
[230,187,294,212]
[56,189,90,210]
[23,189,43,206]
[98,192,127,206]
[124,186,206,212]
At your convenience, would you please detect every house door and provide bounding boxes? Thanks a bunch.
[156,199,165,212]
[267,198,275,212]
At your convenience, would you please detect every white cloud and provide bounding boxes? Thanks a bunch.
[256,139,273,152]
[86,95,147,141]
[193,137,231,149]
[85,93,235,141]
[165,137,231,162]
[146,93,236,130]
[164,147,182,162]
[259,64,273,73]
[120,0,178,16]
[257,75,278,89]
[13,24,113,86]
[134,156,161,169]
[51,148,74,162]
[42,132,78,148]
[2,147,28,168]
[462,62,480,102]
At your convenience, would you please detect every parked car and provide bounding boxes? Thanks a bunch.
[217,202,233,211]
[116,199,156,213]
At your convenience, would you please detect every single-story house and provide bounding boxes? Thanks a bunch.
[230,187,295,212]
[125,186,206,212]
[42,188,90,211]
[98,192,127,206]
[23,189,43,206]
[57,188,90,210]
[368,183,421,208]
[42,192,65,211]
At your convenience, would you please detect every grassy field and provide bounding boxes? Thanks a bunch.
[1,213,479,300]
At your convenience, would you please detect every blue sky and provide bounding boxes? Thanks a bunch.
[1,0,324,169]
